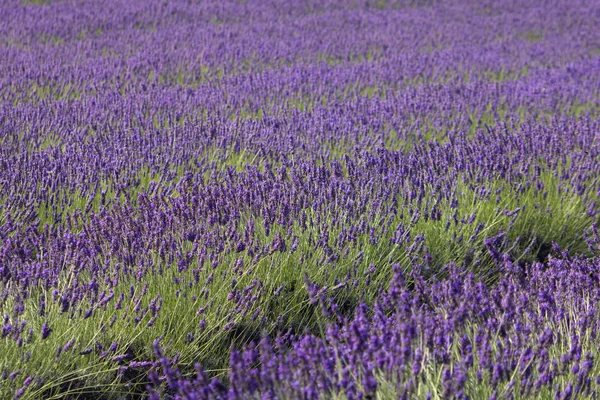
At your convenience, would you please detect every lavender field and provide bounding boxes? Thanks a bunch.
[1,0,600,398]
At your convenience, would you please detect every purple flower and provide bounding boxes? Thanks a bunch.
[41,324,52,340]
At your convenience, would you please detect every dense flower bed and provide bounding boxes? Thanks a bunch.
[1,0,600,398]
[147,254,600,399]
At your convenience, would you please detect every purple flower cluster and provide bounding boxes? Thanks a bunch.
[147,255,600,399]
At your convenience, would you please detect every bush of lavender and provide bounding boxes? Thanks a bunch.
[1,0,600,398]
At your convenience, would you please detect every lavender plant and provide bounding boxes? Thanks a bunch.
[1,0,600,398]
